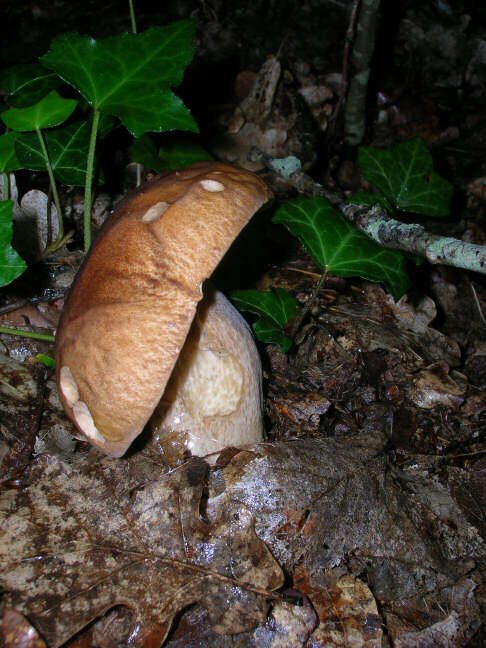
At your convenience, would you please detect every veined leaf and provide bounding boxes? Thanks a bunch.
[15,120,96,186]
[230,288,298,328]
[1,90,77,132]
[0,63,62,107]
[0,201,27,286]
[273,197,410,299]
[358,137,452,218]
[253,318,293,352]
[41,22,198,137]
[0,133,21,172]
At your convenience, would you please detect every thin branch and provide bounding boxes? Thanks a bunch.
[342,203,486,274]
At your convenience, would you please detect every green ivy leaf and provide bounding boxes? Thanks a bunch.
[1,90,77,132]
[0,201,27,286]
[358,137,453,218]
[230,288,298,328]
[253,318,292,353]
[15,120,96,185]
[0,133,22,172]
[40,22,198,137]
[273,197,410,299]
[348,191,394,212]
[0,63,62,107]
[132,134,211,172]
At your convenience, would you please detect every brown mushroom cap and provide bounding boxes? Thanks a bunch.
[55,162,272,457]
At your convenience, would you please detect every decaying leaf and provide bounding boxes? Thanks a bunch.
[0,454,283,646]
[293,570,382,647]
[1,608,47,648]
[209,438,485,646]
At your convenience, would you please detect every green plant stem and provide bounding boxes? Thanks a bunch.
[2,173,9,201]
[42,229,74,258]
[129,0,137,33]
[0,326,55,342]
[84,108,101,252]
[36,127,64,243]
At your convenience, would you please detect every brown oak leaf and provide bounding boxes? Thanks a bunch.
[0,454,283,647]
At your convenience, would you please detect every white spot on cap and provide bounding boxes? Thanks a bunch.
[59,366,79,407]
[72,401,105,443]
[142,201,170,222]
[200,179,225,192]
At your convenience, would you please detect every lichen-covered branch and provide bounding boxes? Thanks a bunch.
[343,203,486,274]
[344,0,381,145]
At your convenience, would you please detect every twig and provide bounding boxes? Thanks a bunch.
[343,203,486,275]
[470,282,486,326]
[289,271,327,338]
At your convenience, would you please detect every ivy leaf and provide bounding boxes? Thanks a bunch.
[358,137,453,218]
[0,133,22,172]
[1,90,77,132]
[15,120,96,185]
[40,22,198,137]
[273,197,410,299]
[132,134,211,172]
[0,201,27,286]
[0,63,62,107]
[230,288,298,328]
[253,318,293,352]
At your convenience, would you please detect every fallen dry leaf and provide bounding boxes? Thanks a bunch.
[0,454,283,647]
[209,438,485,646]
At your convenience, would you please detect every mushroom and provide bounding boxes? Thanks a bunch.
[55,162,272,458]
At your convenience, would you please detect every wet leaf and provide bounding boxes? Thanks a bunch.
[0,609,47,648]
[0,63,62,108]
[40,22,198,136]
[0,201,27,286]
[0,455,283,647]
[273,196,410,299]
[1,90,77,132]
[358,137,453,218]
[212,440,484,646]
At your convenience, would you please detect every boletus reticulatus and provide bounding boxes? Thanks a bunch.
[55,162,272,458]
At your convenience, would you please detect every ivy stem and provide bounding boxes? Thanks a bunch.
[42,230,74,258]
[84,108,101,253]
[129,0,137,33]
[2,173,10,201]
[0,326,55,342]
[36,127,64,244]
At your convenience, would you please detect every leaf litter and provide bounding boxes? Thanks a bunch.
[0,453,283,647]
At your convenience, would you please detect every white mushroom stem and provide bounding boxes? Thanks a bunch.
[150,286,263,461]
